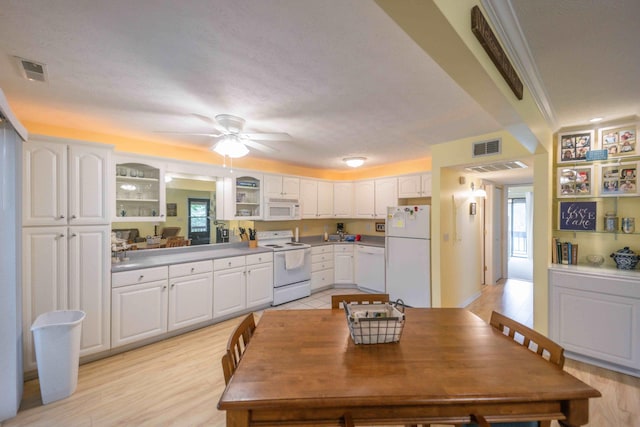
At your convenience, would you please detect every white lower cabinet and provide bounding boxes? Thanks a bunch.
[111,266,169,348]
[213,253,274,318]
[168,261,214,331]
[112,260,213,348]
[311,245,334,291]
[334,244,355,284]
[23,225,111,372]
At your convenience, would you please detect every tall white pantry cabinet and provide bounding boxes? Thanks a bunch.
[22,137,112,372]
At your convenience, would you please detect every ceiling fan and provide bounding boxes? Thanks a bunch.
[161,114,291,158]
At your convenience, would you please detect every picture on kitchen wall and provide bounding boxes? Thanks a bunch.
[598,123,637,157]
[557,165,595,197]
[375,222,385,232]
[559,201,597,231]
[558,130,595,163]
[167,203,177,216]
[599,161,639,196]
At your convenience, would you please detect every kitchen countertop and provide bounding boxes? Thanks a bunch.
[111,242,273,273]
[111,236,386,273]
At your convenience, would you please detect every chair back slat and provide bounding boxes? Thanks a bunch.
[226,313,257,374]
[490,311,565,368]
[331,293,389,309]
[221,353,233,385]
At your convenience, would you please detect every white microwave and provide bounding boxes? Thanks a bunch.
[264,198,301,221]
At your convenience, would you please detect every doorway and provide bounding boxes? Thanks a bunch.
[188,198,211,245]
[506,186,533,281]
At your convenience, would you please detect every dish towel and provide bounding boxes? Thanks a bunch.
[284,249,305,270]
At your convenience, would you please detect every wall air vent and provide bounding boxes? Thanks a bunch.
[473,138,501,157]
[16,57,47,82]
[465,160,528,174]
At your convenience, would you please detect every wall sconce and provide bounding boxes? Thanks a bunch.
[469,202,477,215]
[470,182,487,198]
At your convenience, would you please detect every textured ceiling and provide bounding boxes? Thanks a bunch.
[0,1,637,178]
[0,0,501,170]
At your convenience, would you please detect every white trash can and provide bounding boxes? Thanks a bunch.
[31,310,86,404]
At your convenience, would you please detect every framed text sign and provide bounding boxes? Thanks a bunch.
[559,201,597,231]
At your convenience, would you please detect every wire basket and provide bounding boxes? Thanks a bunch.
[343,301,405,344]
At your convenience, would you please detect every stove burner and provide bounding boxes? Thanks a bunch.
[265,244,283,248]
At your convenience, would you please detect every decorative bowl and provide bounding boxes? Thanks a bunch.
[610,247,639,270]
[586,254,604,266]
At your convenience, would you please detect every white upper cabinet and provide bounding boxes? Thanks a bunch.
[216,174,263,220]
[264,174,300,200]
[114,157,166,222]
[333,181,354,217]
[23,140,111,226]
[374,177,398,217]
[398,173,432,198]
[354,180,375,218]
[300,179,334,218]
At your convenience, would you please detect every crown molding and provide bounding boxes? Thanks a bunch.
[481,0,558,130]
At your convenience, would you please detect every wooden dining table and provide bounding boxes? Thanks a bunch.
[217,308,600,426]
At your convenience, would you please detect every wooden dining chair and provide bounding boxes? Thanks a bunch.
[225,313,257,380]
[221,353,234,385]
[459,311,566,427]
[331,293,389,309]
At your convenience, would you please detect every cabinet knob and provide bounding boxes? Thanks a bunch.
[59,214,65,219]
[138,275,144,281]
[228,262,232,266]
[163,285,167,290]
[171,284,175,288]
[71,214,77,219]
[59,233,65,238]
[191,267,195,273]
[71,233,77,237]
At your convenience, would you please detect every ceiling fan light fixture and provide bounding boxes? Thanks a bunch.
[212,135,249,158]
[343,157,366,168]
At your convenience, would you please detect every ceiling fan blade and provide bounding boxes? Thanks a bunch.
[155,131,224,137]
[243,139,279,153]
[243,132,292,141]
[192,113,228,133]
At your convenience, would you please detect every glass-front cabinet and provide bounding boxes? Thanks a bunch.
[114,160,166,221]
[216,174,262,220]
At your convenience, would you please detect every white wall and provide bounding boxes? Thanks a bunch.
[0,120,23,421]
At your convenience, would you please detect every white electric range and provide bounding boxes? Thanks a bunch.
[256,230,311,305]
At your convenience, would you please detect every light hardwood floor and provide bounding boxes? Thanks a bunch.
[3,282,639,427]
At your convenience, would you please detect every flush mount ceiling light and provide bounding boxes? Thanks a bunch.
[343,157,366,168]
[589,117,604,123]
[212,135,249,158]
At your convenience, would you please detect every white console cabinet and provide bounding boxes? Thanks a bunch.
[549,266,640,377]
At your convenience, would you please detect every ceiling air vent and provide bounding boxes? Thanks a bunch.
[473,138,501,157]
[465,160,528,174]
[17,57,47,82]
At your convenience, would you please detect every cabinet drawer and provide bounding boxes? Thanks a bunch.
[311,245,333,255]
[312,260,334,272]
[334,244,354,253]
[169,260,213,277]
[112,266,168,288]
[312,253,333,264]
[246,252,273,266]
[311,269,334,290]
[214,256,246,270]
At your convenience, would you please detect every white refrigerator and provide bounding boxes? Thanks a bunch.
[385,205,431,307]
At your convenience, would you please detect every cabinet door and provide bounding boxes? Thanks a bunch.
[354,180,375,218]
[421,173,432,197]
[111,279,168,348]
[213,266,247,318]
[68,225,111,356]
[68,144,111,224]
[398,175,421,198]
[375,177,398,217]
[311,268,334,291]
[114,159,166,222]
[22,227,68,371]
[333,182,353,217]
[263,174,284,200]
[168,272,213,331]
[300,179,318,218]
[246,262,273,308]
[281,176,300,199]
[234,175,262,219]
[317,181,334,218]
[23,141,67,226]
[334,248,354,284]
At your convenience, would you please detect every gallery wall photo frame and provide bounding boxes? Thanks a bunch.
[558,130,595,163]
[598,123,637,157]
[557,165,595,198]
[599,161,639,197]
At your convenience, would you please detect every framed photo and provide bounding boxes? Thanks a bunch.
[375,222,385,232]
[559,201,597,231]
[558,130,595,163]
[557,165,595,197]
[598,123,637,157]
[599,161,639,196]
[166,203,177,216]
